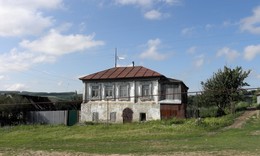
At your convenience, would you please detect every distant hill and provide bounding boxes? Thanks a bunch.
[0,91,82,101]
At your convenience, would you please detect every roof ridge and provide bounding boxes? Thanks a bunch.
[80,66,164,80]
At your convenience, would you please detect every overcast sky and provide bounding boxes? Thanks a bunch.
[0,0,260,93]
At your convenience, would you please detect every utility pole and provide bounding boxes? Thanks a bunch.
[115,48,117,67]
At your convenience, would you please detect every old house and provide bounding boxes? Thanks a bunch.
[79,66,188,123]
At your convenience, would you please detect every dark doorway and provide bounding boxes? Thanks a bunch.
[140,113,146,122]
[122,108,133,123]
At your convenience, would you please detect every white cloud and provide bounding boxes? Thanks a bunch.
[187,46,197,54]
[20,29,105,56]
[216,47,240,62]
[181,27,194,36]
[114,0,179,19]
[205,24,214,30]
[144,10,162,20]
[0,49,55,73]
[139,38,167,61]
[0,30,104,73]
[240,6,260,34]
[194,55,204,68]
[5,83,28,91]
[57,81,63,86]
[115,0,181,7]
[144,10,170,20]
[163,0,182,5]
[243,44,260,61]
[0,75,6,80]
[0,0,62,37]
[114,0,153,8]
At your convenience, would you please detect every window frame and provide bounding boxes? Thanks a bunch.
[165,84,181,100]
[110,112,116,122]
[140,82,152,101]
[104,84,114,100]
[92,112,99,122]
[119,83,130,101]
[90,84,101,100]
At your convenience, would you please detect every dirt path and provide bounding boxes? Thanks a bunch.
[226,109,259,129]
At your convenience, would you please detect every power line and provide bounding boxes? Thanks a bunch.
[0,87,259,107]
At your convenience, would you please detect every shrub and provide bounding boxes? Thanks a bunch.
[235,102,250,112]
[200,113,240,130]
[256,104,260,109]
[84,121,96,125]
[160,118,186,125]
[199,107,218,118]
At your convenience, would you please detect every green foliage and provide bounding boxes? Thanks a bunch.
[161,118,186,125]
[256,104,260,109]
[199,113,240,130]
[199,107,218,117]
[0,94,31,126]
[201,66,251,116]
[235,102,250,112]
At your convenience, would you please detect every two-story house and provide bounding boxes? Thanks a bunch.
[79,66,188,123]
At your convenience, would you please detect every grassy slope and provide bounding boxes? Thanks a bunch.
[0,114,259,155]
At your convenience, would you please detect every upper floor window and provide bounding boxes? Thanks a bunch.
[141,82,152,101]
[119,84,129,100]
[142,84,150,97]
[105,84,114,99]
[165,84,180,100]
[91,85,100,99]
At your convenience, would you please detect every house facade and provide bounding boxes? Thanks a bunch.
[79,66,188,123]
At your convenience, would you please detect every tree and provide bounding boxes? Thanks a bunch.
[201,66,251,116]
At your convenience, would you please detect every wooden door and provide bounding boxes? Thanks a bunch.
[160,104,178,119]
[122,108,133,123]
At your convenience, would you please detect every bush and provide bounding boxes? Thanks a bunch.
[200,113,241,130]
[84,121,97,125]
[199,107,218,118]
[235,102,250,112]
[160,118,186,125]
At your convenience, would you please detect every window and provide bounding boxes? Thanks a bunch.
[140,113,146,122]
[92,112,99,122]
[119,84,129,100]
[142,84,150,96]
[141,84,151,99]
[110,112,116,122]
[105,85,114,97]
[165,84,180,100]
[91,85,100,99]
[105,85,114,99]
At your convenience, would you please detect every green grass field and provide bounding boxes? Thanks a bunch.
[0,113,260,155]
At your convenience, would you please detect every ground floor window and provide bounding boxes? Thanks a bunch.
[110,112,116,122]
[140,113,146,122]
[92,112,99,122]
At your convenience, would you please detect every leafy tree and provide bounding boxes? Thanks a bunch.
[0,94,30,125]
[201,66,251,116]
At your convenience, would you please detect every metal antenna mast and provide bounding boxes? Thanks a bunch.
[115,48,117,67]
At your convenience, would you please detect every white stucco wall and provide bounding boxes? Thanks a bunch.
[81,101,160,123]
[80,79,161,123]
[257,95,260,104]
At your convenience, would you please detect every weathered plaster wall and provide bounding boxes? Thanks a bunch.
[81,101,160,123]
[83,80,159,102]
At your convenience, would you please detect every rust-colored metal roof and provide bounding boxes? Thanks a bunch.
[79,66,164,81]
